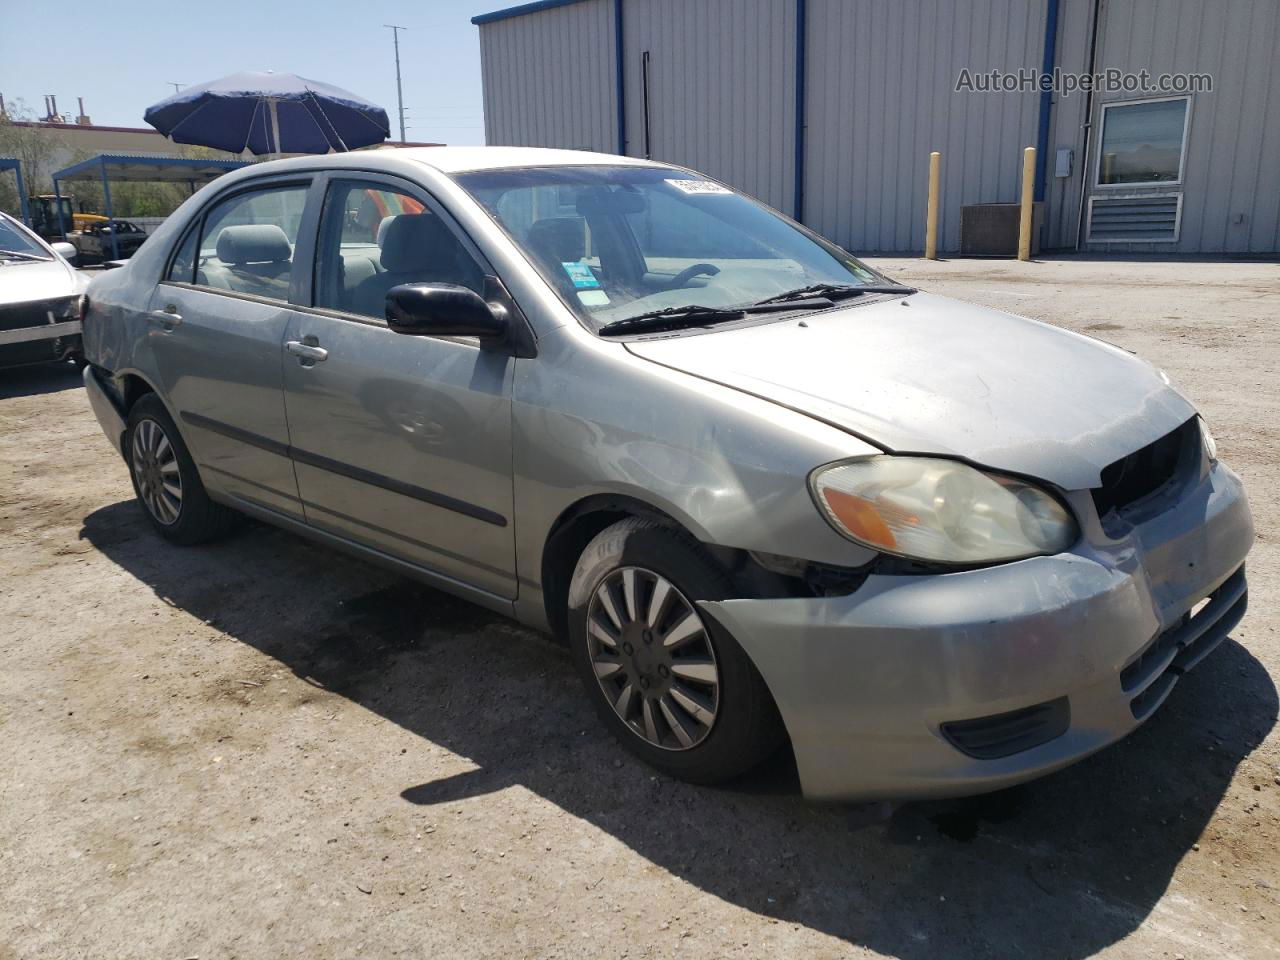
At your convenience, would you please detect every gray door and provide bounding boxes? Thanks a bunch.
[148,179,313,520]
[280,176,518,599]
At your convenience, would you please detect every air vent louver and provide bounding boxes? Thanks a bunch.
[1088,194,1180,242]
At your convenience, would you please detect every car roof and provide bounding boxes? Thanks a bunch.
[396,145,658,174]
[219,146,664,182]
[185,146,674,203]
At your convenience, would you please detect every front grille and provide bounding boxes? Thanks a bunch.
[1092,417,1199,522]
[0,298,69,333]
[942,697,1070,760]
[1121,566,1247,721]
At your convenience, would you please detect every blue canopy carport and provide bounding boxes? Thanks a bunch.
[0,158,31,225]
[50,154,248,259]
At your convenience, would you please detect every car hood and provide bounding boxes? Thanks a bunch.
[624,292,1196,491]
[0,256,87,305]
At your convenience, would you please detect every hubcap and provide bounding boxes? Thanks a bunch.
[586,566,720,751]
[131,418,182,525]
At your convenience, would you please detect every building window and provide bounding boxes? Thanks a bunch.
[1096,97,1190,187]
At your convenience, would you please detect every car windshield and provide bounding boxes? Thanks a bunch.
[455,165,885,331]
[0,217,51,260]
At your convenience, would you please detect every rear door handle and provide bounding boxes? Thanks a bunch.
[286,339,328,363]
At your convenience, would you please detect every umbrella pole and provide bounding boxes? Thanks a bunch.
[269,98,282,158]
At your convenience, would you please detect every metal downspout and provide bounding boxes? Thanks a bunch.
[1073,0,1104,249]
[793,0,807,222]
[1034,0,1061,202]
[614,0,627,155]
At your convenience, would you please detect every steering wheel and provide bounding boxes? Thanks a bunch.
[666,262,720,290]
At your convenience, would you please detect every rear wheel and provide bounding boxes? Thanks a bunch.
[568,518,785,784]
[125,394,236,545]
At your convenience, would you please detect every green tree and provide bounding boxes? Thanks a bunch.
[0,99,67,216]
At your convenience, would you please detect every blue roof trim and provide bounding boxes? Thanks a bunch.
[51,154,248,182]
[472,0,590,25]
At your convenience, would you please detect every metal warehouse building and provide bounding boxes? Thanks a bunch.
[473,0,1280,256]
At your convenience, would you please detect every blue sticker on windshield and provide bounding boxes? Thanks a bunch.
[562,262,601,289]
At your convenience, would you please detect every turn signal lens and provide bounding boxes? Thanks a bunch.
[811,457,1078,564]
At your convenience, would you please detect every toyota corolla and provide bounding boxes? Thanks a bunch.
[80,147,1252,800]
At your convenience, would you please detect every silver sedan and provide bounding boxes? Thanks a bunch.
[80,147,1252,801]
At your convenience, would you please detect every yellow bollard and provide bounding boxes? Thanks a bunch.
[924,151,941,260]
[1017,146,1036,262]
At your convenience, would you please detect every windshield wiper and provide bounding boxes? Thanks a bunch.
[597,297,837,336]
[753,282,916,306]
[597,304,747,335]
[0,250,48,262]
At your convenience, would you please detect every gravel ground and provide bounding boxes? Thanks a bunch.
[1,257,1277,959]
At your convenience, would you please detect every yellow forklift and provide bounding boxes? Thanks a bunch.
[27,194,79,240]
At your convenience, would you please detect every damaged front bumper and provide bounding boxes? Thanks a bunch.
[700,461,1254,802]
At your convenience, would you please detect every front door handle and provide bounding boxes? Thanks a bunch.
[286,339,328,363]
[149,306,182,329]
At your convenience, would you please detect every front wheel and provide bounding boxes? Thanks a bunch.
[567,518,785,784]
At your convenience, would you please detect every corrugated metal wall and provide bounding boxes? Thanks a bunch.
[1075,0,1280,254]
[804,0,1046,254]
[620,0,796,213]
[475,0,1280,254]
[478,0,618,151]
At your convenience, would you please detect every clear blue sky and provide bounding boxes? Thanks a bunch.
[0,0,505,145]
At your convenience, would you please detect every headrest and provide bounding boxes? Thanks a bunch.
[377,215,396,247]
[216,223,291,265]
[528,217,586,264]
[379,214,456,273]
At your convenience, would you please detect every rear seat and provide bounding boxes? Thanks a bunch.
[204,224,293,299]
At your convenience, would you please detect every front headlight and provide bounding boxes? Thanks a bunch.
[50,295,82,321]
[810,457,1078,565]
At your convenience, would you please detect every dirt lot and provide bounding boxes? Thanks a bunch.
[2,257,1278,959]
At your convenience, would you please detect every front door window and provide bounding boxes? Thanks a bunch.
[313,180,486,320]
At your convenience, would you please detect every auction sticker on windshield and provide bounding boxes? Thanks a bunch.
[562,262,602,289]
[666,179,733,195]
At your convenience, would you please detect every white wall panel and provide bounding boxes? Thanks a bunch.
[480,0,618,152]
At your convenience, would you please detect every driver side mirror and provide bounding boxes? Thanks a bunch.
[51,241,77,261]
[385,283,508,342]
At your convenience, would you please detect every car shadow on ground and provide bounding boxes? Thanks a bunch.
[81,501,1277,959]
[0,361,83,399]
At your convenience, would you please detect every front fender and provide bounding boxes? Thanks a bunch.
[512,326,880,625]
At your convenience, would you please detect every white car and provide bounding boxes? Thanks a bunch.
[0,211,89,368]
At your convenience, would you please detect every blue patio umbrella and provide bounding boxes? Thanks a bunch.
[144,70,390,155]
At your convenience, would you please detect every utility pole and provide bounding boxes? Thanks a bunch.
[167,82,186,93]
[384,24,407,142]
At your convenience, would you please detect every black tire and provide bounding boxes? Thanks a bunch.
[567,517,785,784]
[125,394,236,545]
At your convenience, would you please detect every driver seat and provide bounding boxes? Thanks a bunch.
[352,214,484,319]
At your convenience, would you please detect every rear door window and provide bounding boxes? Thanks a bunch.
[190,184,310,301]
